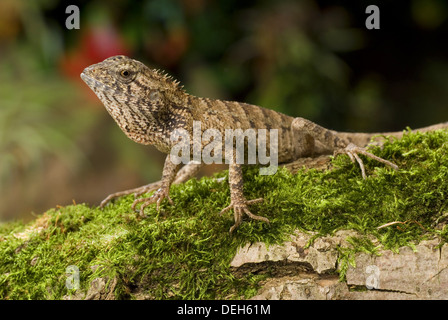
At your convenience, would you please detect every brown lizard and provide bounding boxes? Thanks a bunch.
[81,55,448,233]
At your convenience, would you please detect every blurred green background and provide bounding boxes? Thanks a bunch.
[1,0,447,222]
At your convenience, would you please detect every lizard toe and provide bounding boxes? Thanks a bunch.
[99,181,163,209]
[221,198,268,234]
[337,143,398,179]
[131,187,173,215]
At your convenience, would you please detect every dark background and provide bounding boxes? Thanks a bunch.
[1,0,447,222]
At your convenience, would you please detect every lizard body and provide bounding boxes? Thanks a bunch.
[81,55,448,233]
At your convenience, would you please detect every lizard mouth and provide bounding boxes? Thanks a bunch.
[80,72,136,98]
[80,72,111,92]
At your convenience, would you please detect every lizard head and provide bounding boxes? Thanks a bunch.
[82,55,183,94]
[81,55,185,109]
[81,55,188,148]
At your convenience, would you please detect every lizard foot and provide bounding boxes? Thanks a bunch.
[99,181,162,208]
[219,198,268,234]
[337,143,398,179]
[131,187,173,217]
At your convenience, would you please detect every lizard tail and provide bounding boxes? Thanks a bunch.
[333,121,448,147]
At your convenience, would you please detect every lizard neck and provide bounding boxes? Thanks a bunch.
[105,89,193,155]
[139,93,195,154]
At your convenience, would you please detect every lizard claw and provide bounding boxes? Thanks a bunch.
[99,182,162,208]
[219,198,268,234]
[337,143,398,179]
[131,187,173,217]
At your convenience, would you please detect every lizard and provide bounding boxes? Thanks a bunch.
[81,55,448,233]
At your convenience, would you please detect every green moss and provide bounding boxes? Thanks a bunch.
[1,129,448,299]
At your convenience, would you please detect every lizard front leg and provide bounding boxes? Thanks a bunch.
[291,117,398,178]
[219,163,268,234]
[131,155,181,215]
[100,159,202,210]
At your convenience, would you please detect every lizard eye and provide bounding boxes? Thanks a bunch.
[120,70,131,78]
[117,68,136,82]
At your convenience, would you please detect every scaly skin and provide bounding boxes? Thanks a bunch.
[81,55,448,233]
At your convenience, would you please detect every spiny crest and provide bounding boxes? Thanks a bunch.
[92,55,185,94]
[147,67,185,93]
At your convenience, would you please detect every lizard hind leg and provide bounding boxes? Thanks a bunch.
[335,143,398,179]
[291,117,398,179]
